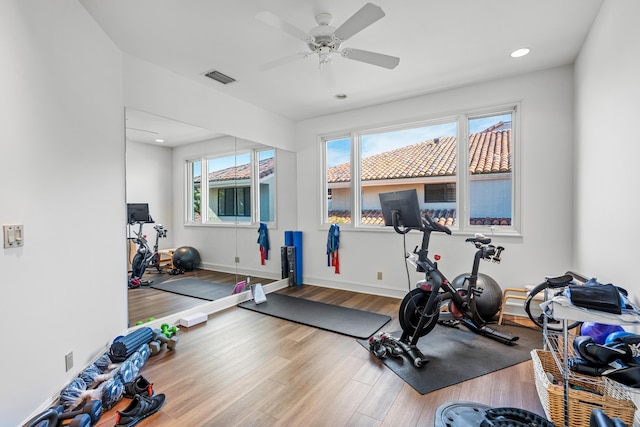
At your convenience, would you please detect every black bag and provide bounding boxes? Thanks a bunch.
[568,283,622,314]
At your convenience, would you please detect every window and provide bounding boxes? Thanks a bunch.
[186,160,201,222]
[257,149,275,223]
[467,112,514,227]
[321,105,518,233]
[218,188,251,217]
[186,149,276,225]
[324,137,351,224]
[425,183,456,203]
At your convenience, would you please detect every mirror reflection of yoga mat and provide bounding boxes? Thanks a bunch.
[151,278,234,301]
[238,293,391,339]
[357,323,541,394]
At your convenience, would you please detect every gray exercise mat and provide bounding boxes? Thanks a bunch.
[357,323,542,394]
[150,277,234,301]
[238,293,391,339]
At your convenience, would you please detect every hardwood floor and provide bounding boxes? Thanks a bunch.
[102,283,546,426]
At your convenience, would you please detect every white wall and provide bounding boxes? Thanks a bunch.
[295,66,576,297]
[574,0,640,290]
[0,2,124,425]
[126,140,175,249]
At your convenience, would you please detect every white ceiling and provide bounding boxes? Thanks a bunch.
[125,108,223,147]
[80,0,603,145]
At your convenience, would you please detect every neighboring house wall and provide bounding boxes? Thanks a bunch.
[470,177,512,219]
[574,0,640,296]
[327,130,512,221]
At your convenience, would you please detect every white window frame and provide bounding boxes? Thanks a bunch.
[320,103,521,236]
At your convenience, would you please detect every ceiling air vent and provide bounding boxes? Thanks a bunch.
[204,70,236,85]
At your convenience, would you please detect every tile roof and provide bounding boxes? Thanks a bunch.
[328,209,511,227]
[327,129,511,183]
[196,157,275,183]
[329,209,458,226]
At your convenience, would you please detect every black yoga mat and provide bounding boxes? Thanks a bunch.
[150,278,234,301]
[357,322,542,394]
[238,293,391,339]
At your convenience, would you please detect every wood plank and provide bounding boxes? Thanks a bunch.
[91,285,546,427]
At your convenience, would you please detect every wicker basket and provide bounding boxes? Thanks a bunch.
[531,349,636,426]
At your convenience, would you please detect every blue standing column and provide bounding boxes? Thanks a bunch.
[293,231,303,285]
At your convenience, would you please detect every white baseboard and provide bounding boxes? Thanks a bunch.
[302,275,406,299]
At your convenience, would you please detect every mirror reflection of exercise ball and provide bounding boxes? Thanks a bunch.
[452,273,503,321]
[172,246,201,271]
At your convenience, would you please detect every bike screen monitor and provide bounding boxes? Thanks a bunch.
[127,203,152,224]
[379,189,424,229]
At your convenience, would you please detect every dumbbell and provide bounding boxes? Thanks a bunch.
[149,329,179,354]
[27,399,102,427]
[160,323,178,338]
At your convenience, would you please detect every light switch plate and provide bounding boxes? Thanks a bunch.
[3,225,23,248]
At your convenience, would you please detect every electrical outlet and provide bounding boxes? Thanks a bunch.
[235,256,240,263]
[65,351,73,372]
[377,272,383,280]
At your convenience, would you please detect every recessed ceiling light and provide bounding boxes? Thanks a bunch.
[155,139,165,143]
[334,94,347,100]
[510,48,530,58]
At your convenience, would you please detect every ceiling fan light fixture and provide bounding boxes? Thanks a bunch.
[155,139,165,143]
[510,48,530,58]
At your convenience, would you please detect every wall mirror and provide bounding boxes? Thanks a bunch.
[125,108,283,327]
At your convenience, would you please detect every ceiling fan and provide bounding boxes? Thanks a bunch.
[256,3,400,71]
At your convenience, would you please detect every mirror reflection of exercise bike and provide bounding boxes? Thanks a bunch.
[371,189,518,368]
[128,222,167,288]
[127,203,167,288]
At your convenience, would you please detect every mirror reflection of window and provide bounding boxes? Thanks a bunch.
[187,160,202,222]
[258,149,275,223]
[191,149,276,225]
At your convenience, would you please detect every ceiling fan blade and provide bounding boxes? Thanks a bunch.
[333,3,385,42]
[256,11,313,43]
[259,52,310,71]
[342,48,400,69]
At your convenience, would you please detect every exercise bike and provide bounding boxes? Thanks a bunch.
[371,190,518,367]
[128,221,167,288]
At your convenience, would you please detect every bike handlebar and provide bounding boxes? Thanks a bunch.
[422,212,452,235]
[390,210,452,235]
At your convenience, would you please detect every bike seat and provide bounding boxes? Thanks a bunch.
[465,236,491,245]
[546,274,574,286]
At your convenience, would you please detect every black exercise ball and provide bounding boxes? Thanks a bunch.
[172,246,201,271]
[452,273,503,321]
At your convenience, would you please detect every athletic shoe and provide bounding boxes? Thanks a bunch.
[115,393,165,427]
[123,375,154,398]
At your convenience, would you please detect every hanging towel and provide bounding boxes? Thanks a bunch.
[257,222,270,265]
[326,224,340,274]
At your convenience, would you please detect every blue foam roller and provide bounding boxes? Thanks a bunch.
[284,231,293,246]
